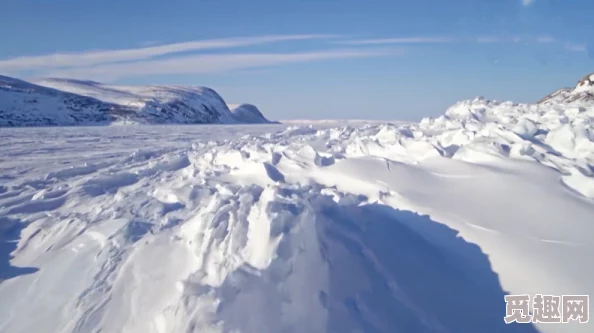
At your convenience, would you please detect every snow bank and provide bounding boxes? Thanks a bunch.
[1,93,594,333]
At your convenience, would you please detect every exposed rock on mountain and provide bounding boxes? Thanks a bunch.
[538,73,594,105]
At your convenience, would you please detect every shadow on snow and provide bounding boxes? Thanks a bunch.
[318,202,540,333]
[0,217,38,281]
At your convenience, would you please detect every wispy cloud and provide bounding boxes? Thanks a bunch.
[338,37,455,45]
[1,31,570,83]
[0,34,335,71]
[536,36,556,43]
[43,48,402,82]
[341,36,499,45]
[340,35,556,45]
[565,43,587,52]
[476,37,501,43]
[523,0,535,6]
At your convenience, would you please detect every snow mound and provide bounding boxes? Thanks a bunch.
[1,79,594,332]
[227,103,276,124]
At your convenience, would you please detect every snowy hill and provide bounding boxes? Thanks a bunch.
[227,103,277,124]
[1,75,594,333]
[538,73,594,105]
[0,75,275,126]
[33,78,237,125]
[0,75,124,126]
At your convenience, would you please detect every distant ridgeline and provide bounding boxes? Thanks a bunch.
[0,75,275,127]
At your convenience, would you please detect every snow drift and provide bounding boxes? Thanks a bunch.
[1,75,594,333]
[0,75,274,126]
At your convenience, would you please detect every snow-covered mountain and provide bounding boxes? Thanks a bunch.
[0,75,274,126]
[0,75,123,126]
[227,103,277,124]
[1,74,594,333]
[538,73,594,105]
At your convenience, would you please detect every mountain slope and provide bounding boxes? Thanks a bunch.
[538,73,594,105]
[0,75,122,126]
[0,75,274,126]
[33,77,237,125]
[227,103,277,124]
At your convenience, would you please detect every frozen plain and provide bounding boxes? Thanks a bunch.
[1,98,594,333]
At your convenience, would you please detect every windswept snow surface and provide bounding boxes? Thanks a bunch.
[1,97,594,333]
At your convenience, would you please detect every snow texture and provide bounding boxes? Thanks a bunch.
[1,85,594,333]
[0,75,273,126]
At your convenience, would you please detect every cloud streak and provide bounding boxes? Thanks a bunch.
[1,32,569,83]
[565,43,587,52]
[339,37,455,45]
[0,34,335,71]
[523,0,535,6]
[43,48,403,82]
[339,35,557,45]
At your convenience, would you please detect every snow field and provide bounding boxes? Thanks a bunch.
[1,95,593,333]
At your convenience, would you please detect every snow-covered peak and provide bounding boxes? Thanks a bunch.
[539,72,594,105]
[227,103,276,124]
[574,73,594,93]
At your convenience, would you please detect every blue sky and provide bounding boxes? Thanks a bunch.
[0,0,593,120]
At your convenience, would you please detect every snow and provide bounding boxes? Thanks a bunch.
[280,119,411,126]
[34,77,238,124]
[1,95,594,333]
[539,73,594,105]
[227,103,275,124]
[0,75,115,126]
[0,75,275,126]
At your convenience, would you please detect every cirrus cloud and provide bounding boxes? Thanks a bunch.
[42,48,403,82]
[523,0,535,6]
[0,34,337,71]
